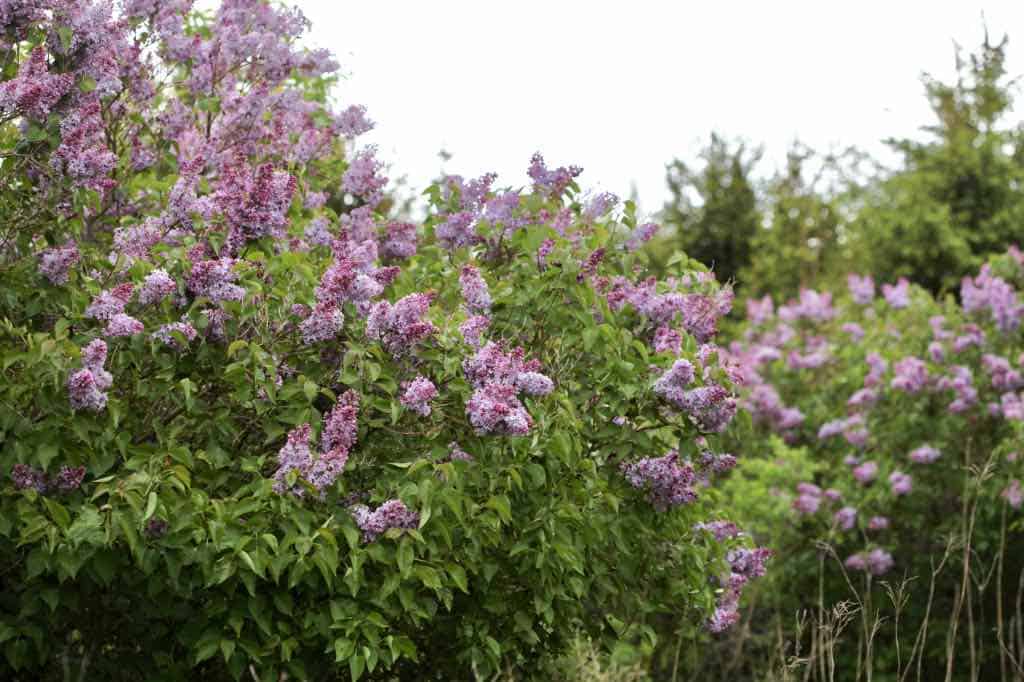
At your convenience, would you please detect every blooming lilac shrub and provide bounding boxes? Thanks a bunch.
[0,2,762,678]
[723,252,1024,677]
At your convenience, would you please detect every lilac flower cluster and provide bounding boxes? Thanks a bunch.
[778,289,835,323]
[152,321,198,349]
[138,269,177,306]
[365,293,437,357]
[708,546,773,632]
[462,342,553,436]
[845,548,894,576]
[187,258,245,303]
[350,499,420,543]
[0,46,73,120]
[273,390,360,496]
[216,160,296,241]
[847,274,875,305]
[620,450,697,511]
[909,444,941,464]
[890,356,929,393]
[459,265,492,314]
[961,265,1024,333]
[342,147,387,208]
[38,240,80,285]
[881,278,911,308]
[11,463,85,494]
[67,339,112,412]
[400,376,438,417]
[527,152,582,196]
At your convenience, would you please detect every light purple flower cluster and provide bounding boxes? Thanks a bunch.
[67,339,112,412]
[334,104,374,138]
[835,506,858,530]
[527,152,582,196]
[845,548,894,576]
[708,546,773,633]
[0,46,73,120]
[462,342,552,436]
[216,160,296,241]
[847,274,875,305]
[583,192,619,220]
[793,482,824,515]
[187,258,245,303]
[38,239,80,285]
[694,520,742,541]
[342,147,387,208]
[936,365,978,413]
[746,384,805,433]
[459,265,492,314]
[982,354,1024,392]
[10,463,85,494]
[1003,480,1023,509]
[625,222,659,252]
[890,356,929,393]
[881,278,910,308]
[366,292,437,357]
[50,94,117,193]
[85,283,135,321]
[852,460,879,484]
[961,265,1024,333]
[778,289,835,323]
[909,444,941,464]
[653,359,695,405]
[889,471,912,496]
[138,269,177,306]
[621,450,698,511]
[381,221,418,260]
[350,499,420,543]
[273,390,359,496]
[459,315,490,349]
[153,321,198,349]
[400,376,438,417]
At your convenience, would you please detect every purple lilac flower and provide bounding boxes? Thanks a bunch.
[350,499,420,543]
[188,258,245,303]
[842,322,865,341]
[625,222,659,251]
[889,471,912,496]
[105,313,144,337]
[621,450,697,511]
[0,47,74,120]
[53,465,86,492]
[853,461,879,485]
[152,321,198,349]
[882,278,910,308]
[400,376,438,417]
[334,104,374,138]
[961,265,1024,333]
[835,506,857,530]
[38,240,80,285]
[382,221,418,260]
[1003,480,1023,509]
[68,339,112,412]
[138,269,177,305]
[459,265,492,314]
[527,152,582,196]
[299,302,344,344]
[342,147,387,207]
[868,516,890,531]
[365,293,437,357]
[909,445,941,464]
[85,283,134,321]
[11,464,47,493]
[891,356,929,393]
[847,274,875,305]
[459,315,490,348]
[466,383,532,436]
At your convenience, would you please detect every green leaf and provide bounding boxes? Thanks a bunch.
[143,492,158,522]
[397,539,414,578]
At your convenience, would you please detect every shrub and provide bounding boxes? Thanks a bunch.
[722,248,1024,679]
[0,2,766,679]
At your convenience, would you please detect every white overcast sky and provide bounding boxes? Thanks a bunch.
[295,1,1024,213]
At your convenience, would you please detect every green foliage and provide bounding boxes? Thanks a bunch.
[661,134,763,285]
[839,33,1024,295]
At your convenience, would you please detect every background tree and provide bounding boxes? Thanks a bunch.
[661,134,763,285]
[847,32,1024,294]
